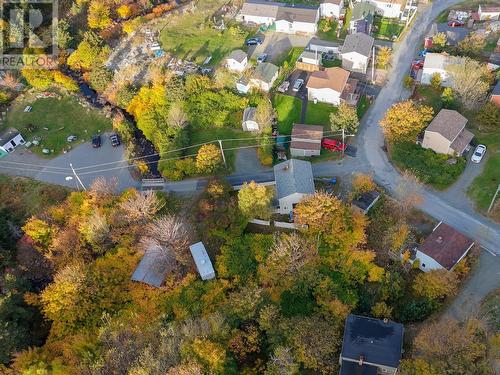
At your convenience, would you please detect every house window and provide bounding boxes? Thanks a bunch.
[422,263,426,267]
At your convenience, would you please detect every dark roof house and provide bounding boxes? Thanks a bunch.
[131,247,173,287]
[342,33,374,58]
[350,3,375,34]
[340,314,404,375]
[429,23,470,45]
[352,190,381,214]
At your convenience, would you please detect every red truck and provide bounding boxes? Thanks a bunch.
[322,138,346,152]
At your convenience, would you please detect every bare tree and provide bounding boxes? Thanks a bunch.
[395,171,423,219]
[167,102,188,129]
[120,191,164,222]
[0,71,21,90]
[266,346,299,375]
[90,177,118,197]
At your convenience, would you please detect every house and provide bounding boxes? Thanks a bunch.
[362,0,406,19]
[352,190,381,214]
[250,62,279,92]
[421,109,474,156]
[408,222,475,272]
[242,107,259,131]
[0,127,25,154]
[290,124,324,157]
[275,6,320,34]
[306,67,352,105]
[420,53,458,87]
[320,0,344,18]
[307,38,341,57]
[341,32,374,74]
[236,76,251,94]
[340,314,404,375]
[226,49,248,72]
[428,23,470,46]
[131,247,172,287]
[490,81,500,106]
[274,159,315,214]
[478,5,500,21]
[350,2,376,34]
[237,0,280,25]
[189,242,216,280]
[296,50,323,71]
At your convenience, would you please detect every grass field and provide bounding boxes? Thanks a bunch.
[159,0,253,66]
[273,94,302,135]
[4,93,112,157]
[317,18,339,41]
[372,16,405,40]
[412,85,443,113]
[305,102,337,126]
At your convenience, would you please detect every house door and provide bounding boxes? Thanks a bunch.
[10,139,16,147]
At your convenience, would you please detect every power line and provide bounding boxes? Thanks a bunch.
[0,164,69,175]
[0,160,71,171]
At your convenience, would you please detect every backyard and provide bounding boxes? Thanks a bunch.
[372,16,405,40]
[4,92,112,157]
[273,94,302,135]
[158,0,253,66]
[305,102,337,126]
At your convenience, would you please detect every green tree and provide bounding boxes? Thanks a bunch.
[430,72,442,89]
[475,102,500,132]
[57,18,73,49]
[380,101,434,141]
[238,181,273,219]
[89,64,114,93]
[22,218,54,248]
[403,75,414,89]
[413,269,458,300]
[195,144,223,174]
[330,102,359,133]
[441,87,455,109]
[67,31,110,70]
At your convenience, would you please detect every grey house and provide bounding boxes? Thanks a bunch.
[341,32,374,74]
[274,159,315,214]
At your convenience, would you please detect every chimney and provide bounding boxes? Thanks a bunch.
[358,356,364,366]
[436,236,443,244]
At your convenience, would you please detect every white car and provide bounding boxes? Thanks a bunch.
[471,144,486,163]
[292,79,304,92]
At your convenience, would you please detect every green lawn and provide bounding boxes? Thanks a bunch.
[357,95,370,119]
[305,102,337,126]
[413,85,443,113]
[158,0,252,66]
[372,16,405,40]
[4,92,112,157]
[273,94,302,135]
[317,18,339,42]
[322,59,342,68]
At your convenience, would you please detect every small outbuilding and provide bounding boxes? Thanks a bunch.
[352,190,381,214]
[131,247,172,288]
[242,107,259,131]
[189,242,216,281]
[274,159,315,214]
[0,127,25,154]
[226,49,248,72]
[290,124,323,157]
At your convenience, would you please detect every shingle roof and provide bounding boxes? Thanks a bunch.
[276,6,318,24]
[351,2,375,21]
[240,1,280,18]
[291,124,324,140]
[341,314,404,369]
[307,67,350,92]
[419,222,474,270]
[228,49,247,63]
[430,23,469,45]
[0,127,20,144]
[423,53,458,70]
[426,109,468,142]
[450,128,474,153]
[340,361,378,375]
[131,247,173,287]
[243,107,256,122]
[342,33,374,57]
[252,62,279,83]
[274,159,315,200]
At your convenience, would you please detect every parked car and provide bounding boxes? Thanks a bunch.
[277,81,290,93]
[245,37,263,46]
[471,144,486,163]
[91,134,102,148]
[447,20,464,27]
[109,133,121,147]
[67,135,77,142]
[292,79,304,92]
[257,53,268,63]
[322,138,346,152]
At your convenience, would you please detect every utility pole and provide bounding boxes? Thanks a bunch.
[487,184,500,214]
[341,127,345,159]
[371,45,376,84]
[70,163,86,191]
[217,140,227,168]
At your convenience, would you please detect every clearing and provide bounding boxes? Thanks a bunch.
[4,92,112,157]
[372,16,405,40]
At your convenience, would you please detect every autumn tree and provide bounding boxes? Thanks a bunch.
[67,31,110,70]
[475,102,500,132]
[196,144,223,174]
[23,218,54,248]
[351,173,376,198]
[88,1,113,29]
[430,72,441,89]
[371,301,393,319]
[265,346,299,375]
[89,65,113,93]
[377,46,392,69]
[448,57,492,109]
[21,68,54,90]
[167,102,189,129]
[432,32,447,49]
[238,181,273,219]
[379,101,434,141]
[119,190,164,222]
[395,171,423,219]
[413,269,459,300]
[441,87,455,108]
[330,102,359,133]
[457,32,486,57]
[0,71,21,90]
[255,97,276,134]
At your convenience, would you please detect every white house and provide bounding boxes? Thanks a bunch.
[274,159,315,214]
[308,38,341,57]
[478,5,500,21]
[362,0,405,19]
[189,242,216,280]
[242,107,259,131]
[237,1,280,25]
[421,53,458,87]
[320,0,344,18]
[0,127,25,154]
[275,6,320,34]
[407,222,474,272]
[306,67,350,105]
[236,77,251,94]
[249,62,279,92]
[290,124,323,157]
[226,49,248,72]
[340,33,374,74]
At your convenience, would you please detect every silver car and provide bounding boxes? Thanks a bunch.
[292,79,304,92]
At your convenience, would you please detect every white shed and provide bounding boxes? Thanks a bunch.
[242,107,259,131]
[0,127,25,154]
[189,242,216,280]
[226,50,248,73]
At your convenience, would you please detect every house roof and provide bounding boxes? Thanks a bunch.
[342,33,374,57]
[240,0,280,18]
[480,5,500,13]
[352,190,380,213]
[423,52,459,70]
[276,6,319,23]
[418,222,474,270]
[340,361,378,375]
[131,247,173,287]
[252,62,279,83]
[274,159,315,200]
[0,127,20,144]
[292,123,324,140]
[341,314,404,369]
[450,128,474,153]
[228,49,247,63]
[307,67,350,92]
[340,77,359,101]
[299,50,321,62]
[351,2,375,21]
[189,242,215,279]
[323,0,343,5]
[308,37,341,49]
[426,109,468,142]
[430,23,469,45]
[243,106,257,123]
[492,81,500,96]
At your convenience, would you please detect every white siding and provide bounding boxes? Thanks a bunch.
[226,57,247,73]
[341,51,369,73]
[308,87,341,105]
[290,147,320,157]
[275,20,318,34]
[243,120,259,131]
[421,68,453,87]
[414,250,444,272]
[239,14,275,25]
[320,1,343,18]
[277,192,306,214]
[366,0,402,18]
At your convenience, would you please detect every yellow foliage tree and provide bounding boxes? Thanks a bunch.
[195,144,223,174]
[117,4,132,19]
[371,301,393,319]
[380,101,434,142]
[23,218,54,248]
[413,269,459,300]
[88,1,113,29]
[237,181,273,219]
[191,338,227,373]
[53,71,79,91]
